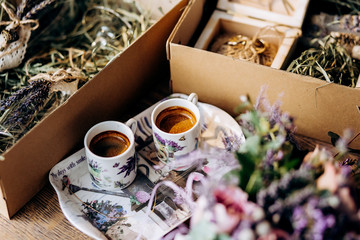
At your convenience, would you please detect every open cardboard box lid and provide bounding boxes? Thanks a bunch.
[216,0,310,28]
[167,0,360,149]
[0,0,187,219]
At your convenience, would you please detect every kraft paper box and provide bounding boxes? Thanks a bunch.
[0,0,187,219]
[167,0,360,149]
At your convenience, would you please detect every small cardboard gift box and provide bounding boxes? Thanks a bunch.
[193,0,306,69]
[0,0,187,219]
[167,0,360,149]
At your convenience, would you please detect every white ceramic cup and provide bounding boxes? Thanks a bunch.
[151,93,201,166]
[84,119,137,191]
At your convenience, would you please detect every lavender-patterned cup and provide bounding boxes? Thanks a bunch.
[151,93,201,168]
[84,120,137,191]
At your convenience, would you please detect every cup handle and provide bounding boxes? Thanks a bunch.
[187,93,198,105]
[126,118,137,134]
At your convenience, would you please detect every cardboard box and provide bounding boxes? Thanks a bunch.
[167,0,360,149]
[0,0,187,219]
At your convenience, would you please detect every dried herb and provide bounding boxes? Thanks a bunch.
[287,36,360,87]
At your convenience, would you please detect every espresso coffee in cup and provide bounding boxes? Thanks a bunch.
[151,93,201,167]
[155,106,197,134]
[89,130,130,157]
[84,119,137,191]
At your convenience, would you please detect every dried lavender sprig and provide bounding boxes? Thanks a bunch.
[257,167,315,209]
[16,0,27,19]
[22,0,57,20]
[1,79,52,130]
[0,83,33,111]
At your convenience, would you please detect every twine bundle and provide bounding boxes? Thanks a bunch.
[210,26,282,66]
[0,3,39,71]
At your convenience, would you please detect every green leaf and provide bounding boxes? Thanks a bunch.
[258,117,270,134]
[280,158,300,175]
[217,234,232,240]
[130,195,140,205]
[236,152,256,190]
[245,170,263,196]
[240,135,261,155]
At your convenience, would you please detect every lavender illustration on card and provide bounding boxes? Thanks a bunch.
[82,200,130,235]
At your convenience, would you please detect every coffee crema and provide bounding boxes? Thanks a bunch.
[90,130,130,157]
[155,106,197,134]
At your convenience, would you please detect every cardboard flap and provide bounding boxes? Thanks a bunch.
[167,0,205,60]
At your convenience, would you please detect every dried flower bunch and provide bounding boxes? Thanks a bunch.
[0,0,154,153]
[152,92,360,240]
[329,31,360,59]
[311,13,360,35]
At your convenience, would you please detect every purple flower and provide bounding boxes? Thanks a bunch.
[136,191,150,204]
[292,206,307,234]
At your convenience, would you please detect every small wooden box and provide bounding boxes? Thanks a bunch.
[194,10,301,69]
[218,0,310,28]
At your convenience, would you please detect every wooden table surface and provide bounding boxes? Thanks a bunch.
[0,78,172,240]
